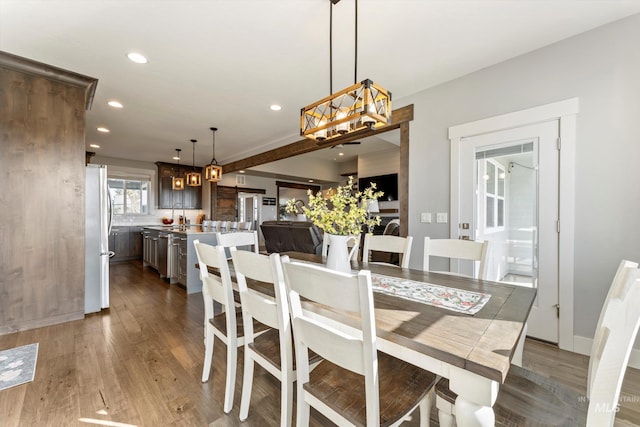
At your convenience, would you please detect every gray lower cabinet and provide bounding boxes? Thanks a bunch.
[144,227,217,293]
[142,228,170,279]
[111,226,146,262]
[142,229,158,269]
[109,227,130,262]
[130,226,144,258]
[167,233,188,286]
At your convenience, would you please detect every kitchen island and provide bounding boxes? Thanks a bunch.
[143,225,218,294]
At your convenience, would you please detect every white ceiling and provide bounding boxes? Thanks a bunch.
[2,0,640,169]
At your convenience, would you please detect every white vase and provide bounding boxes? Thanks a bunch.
[325,234,359,274]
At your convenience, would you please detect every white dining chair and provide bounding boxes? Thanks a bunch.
[231,249,321,427]
[362,234,413,268]
[282,260,437,427]
[436,259,640,427]
[238,221,253,231]
[423,236,490,280]
[321,232,360,261]
[193,239,269,414]
[216,231,259,255]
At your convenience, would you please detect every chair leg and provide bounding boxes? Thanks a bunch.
[436,395,456,427]
[239,353,255,421]
[419,389,433,427]
[296,384,310,427]
[223,343,237,413]
[280,374,293,427]
[201,325,215,382]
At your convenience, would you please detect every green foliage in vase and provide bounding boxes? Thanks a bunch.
[285,176,383,236]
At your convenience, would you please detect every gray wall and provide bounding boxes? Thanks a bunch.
[400,14,640,340]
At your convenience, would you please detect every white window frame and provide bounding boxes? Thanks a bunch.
[108,178,151,215]
[479,158,506,233]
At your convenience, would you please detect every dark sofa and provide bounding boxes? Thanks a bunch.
[260,221,323,255]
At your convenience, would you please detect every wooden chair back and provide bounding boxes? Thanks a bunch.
[423,237,490,280]
[362,234,413,268]
[587,260,640,425]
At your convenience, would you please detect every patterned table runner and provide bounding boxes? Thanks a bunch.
[371,273,491,315]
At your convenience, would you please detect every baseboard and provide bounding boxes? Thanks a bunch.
[574,335,640,369]
[0,311,84,336]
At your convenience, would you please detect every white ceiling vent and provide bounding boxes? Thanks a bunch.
[236,174,246,186]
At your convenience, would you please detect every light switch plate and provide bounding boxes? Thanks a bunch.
[436,212,448,223]
[420,212,432,223]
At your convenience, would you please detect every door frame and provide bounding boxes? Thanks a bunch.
[449,98,578,351]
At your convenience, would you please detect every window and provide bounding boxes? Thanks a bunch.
[108,179,150,214]
[481,159,505,230]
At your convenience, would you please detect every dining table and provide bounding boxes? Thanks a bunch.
[276,252,537,427]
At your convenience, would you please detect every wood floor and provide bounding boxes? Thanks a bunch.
[0,260,639,426]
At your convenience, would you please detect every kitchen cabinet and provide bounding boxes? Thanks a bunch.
[110,226,145,262]
[142,227,171,279]
[156,162,202,209]
[175,235,188,286]
[109,227,130,262]
[142,229,157,268]
[129,226,144,258]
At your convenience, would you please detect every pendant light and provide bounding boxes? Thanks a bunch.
[300,0,391,142]
[186,139,202,186]
[172,148,185,190]
[205,127,222,182]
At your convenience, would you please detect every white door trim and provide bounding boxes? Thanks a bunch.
[449,98,578,351]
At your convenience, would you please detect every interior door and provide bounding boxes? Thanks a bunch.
[455,120,559,343]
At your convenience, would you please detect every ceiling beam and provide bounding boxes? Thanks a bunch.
[221,104,413,173]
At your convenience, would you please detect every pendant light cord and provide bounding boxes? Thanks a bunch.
[330,0,359,91]
[354,0,358,84]
[210,127,218,165]
[329,1,333,95]
[191,139,196,170]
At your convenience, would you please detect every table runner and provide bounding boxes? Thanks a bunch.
[371,273,490,315]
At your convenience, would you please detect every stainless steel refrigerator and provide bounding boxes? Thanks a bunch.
[85,164,113,313]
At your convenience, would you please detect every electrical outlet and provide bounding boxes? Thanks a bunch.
[436,212,448,223]
[420,212,432,223]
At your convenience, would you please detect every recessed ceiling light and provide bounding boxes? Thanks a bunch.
[239,170,245,173]
[338,152,344,156]
[89,144,100,148]
[97,127,110,133]
[308,179,314,183]
[269,104,282,111]
[173,156,180,160]
[127,52,148,64]
[107,100,123,108]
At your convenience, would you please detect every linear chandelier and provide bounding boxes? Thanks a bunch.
[205,127,222,182]
[186,139,202,186]
[300,0,391,142]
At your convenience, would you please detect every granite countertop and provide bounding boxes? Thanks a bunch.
[143,225,217,235]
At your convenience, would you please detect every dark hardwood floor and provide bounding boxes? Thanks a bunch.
[0,260,639,426]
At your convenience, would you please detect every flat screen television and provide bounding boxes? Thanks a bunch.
[359,173,398,201]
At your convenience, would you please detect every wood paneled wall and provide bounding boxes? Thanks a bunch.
[0,51,97,334]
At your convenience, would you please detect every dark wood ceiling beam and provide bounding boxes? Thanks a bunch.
[221,104,413,173]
